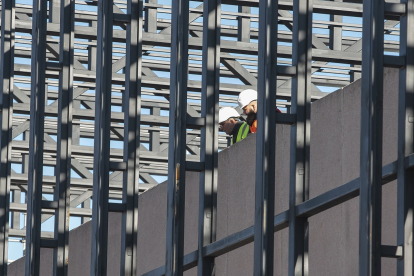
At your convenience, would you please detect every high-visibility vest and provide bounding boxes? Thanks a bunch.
[232,122,250,145]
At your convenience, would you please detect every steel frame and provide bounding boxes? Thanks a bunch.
[0,0,413,275]
[359,0,384,275]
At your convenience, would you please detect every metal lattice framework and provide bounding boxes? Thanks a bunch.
[0,0,413,274]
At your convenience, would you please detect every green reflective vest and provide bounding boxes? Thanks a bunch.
[231,122,250,145]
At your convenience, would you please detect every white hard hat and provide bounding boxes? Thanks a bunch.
[237,89,257,109]
[219,107,240,123]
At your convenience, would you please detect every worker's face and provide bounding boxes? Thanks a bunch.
[242,101,257,115]
[219,118,237,135]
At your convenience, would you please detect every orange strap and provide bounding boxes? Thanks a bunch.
[249,120,257,133]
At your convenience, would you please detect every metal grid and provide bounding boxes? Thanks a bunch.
[0,0,412,275]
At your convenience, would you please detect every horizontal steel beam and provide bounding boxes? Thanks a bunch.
[381,245,403,258]
[217,0,404,19]
[10,203,92,217]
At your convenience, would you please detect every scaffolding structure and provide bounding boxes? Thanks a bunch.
[0,0,413,274]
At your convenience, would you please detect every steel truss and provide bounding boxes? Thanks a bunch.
[0,0,412,275]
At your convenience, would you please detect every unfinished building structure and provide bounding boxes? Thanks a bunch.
[0,0,413,274]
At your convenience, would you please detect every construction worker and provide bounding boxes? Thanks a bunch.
[219,107,250,145]
[237,89,281,133]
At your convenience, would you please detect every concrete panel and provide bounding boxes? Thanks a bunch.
[107,213,122,275]
[184,171,200,256]
[137,181,168,275]
[183,171,200,276]
[217,133,256,276]
[8,256,24,276]
[310,89,343,197]
[7,248,53,276]
[68,219,92,276]
[7,212,122,276]
[309,67,399,276]
[215,124,291,276]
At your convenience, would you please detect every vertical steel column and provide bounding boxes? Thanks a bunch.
[253,0,278,273]
[22,130,29,254]
[74,115,84,225]
[350,66,362,83]
[237,6,250,42]
[90,0,113,274]
[120,0,142,274]
[288,0,311,275]
[144,0,157,33]
[397,0,414,275]
[197,0,220,274]
[150,108,161,152]
[88,21,97,72]
[329,0,342,51]
[165,0,189,273]
[359,0,384,275]
[0,0,15,273]
[12,190,21,231]
[25,0,48,273]
[72,0,82,224]
[348,0,360,83]
[53,0,74,274]
[49,0,61,24]
[81,199,91,224]
[83,18,96,225]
